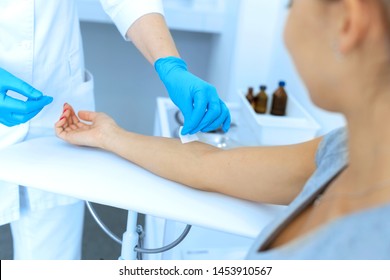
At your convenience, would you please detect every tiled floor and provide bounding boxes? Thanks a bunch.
[0,203,128,260]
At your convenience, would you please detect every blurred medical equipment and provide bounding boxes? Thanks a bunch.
[174,110,240,149]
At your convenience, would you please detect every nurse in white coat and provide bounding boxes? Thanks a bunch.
[0,0,230,259]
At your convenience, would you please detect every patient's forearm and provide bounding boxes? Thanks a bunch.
[102,127,320,205]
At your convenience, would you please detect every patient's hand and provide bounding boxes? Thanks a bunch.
[55,103,119,149]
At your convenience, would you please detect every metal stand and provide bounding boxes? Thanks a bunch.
[119,211,139,260]
[86,201,191,260]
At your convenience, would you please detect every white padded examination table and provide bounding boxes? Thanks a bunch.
[0,131,284,258]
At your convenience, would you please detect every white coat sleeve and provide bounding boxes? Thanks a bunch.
[99,0,165,41]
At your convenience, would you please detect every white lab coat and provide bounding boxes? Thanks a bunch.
[0,0,164,226]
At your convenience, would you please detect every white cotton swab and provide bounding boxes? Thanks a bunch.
[179,126,199,144]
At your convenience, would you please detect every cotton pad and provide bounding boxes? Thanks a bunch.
[179,126,199,144]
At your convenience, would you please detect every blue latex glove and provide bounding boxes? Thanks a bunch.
[0,68,53,127]
[155,56,231,135]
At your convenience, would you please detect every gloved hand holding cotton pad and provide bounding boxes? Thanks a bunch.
[179,126,200,144]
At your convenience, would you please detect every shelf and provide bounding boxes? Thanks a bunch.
[238,90,321,146]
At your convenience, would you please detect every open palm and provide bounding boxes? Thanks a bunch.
[55,103,117,149]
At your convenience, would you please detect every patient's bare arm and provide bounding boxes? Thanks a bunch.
[55,104,321,205]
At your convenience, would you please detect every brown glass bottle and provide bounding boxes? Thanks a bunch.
[245,87,255,109]
[254,85,268,114]
[270,81,288,116]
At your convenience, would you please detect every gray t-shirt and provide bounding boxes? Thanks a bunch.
[246,127,390,260]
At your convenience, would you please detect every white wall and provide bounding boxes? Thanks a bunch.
[208,0,282,103]
[229,0,281,101]
[265,1,346,135]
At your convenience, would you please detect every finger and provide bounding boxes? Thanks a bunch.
[75,120,84,128]
[55,116,66,130]
[62,102,71,112]
[61,104,71,124]
[8,95,53,114]
[71,113,79,125]
[78,110,97,123]
[202,101,231,132]
[55,119,66,137]
[61,109,71,129]
[178,100,194,135]
[63,104,79,126]
[55,116,75,139]
[69,123,79,130]
[222,111,231,132]
[204,108,231,133]
[10,109,42,124]
[1,71,44,100]
[182,92,207,135]
[39,95,53,106]
[0,117,19,127]
[190,100,222,133]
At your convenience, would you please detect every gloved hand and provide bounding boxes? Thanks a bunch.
[155,56,231,135]
[0,68,53,127]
